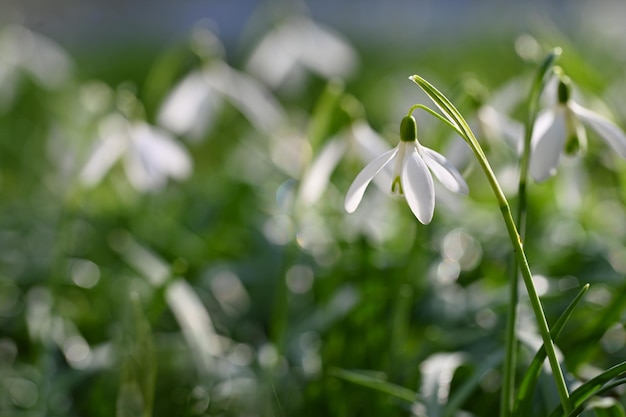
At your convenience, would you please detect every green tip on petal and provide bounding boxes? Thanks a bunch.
[400,115,417,142]
[564,117,587,156]
[391,176,403,194]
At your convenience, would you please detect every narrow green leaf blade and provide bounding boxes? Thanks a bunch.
[330,368,419,403]
[548,363,626,417]
[514,284,590,417]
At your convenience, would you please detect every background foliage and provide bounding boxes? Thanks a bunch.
[1,1,626,416]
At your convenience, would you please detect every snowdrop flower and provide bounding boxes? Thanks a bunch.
[245,16,358,90]
[81,114,192,192]
[158,27,285,141]
[345,115,468,224]
[445,102,524,169]
[530,76,626,182]
[444,77,524,170]
[158,61,286,141]
[298,120,391,206]
[0,25,72,111]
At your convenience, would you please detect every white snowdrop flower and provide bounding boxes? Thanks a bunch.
[445,104,523,169]
[468,77,525,152]
[245,16,358,89]
[297,121,391,206]
[0,25,72,111]
[345,115,468,224]
[81,114,192,192]
[0,25,72,89]
[530,77,626,182]
[443,77,524,169]
[158,61,286,141]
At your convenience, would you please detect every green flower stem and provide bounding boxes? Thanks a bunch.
[408,104,463,133]
[502,48,562,417]
[409,73,572,416]
[482,127,573,417]
[501,232,520,417]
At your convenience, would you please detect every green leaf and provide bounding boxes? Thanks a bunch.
[409,74,486,162]
[306,79,347,150]
[548,363,626,417]
[116,293,156,417]
[330,368,419,403]
[409,74,465,134]
[514,284,590,417]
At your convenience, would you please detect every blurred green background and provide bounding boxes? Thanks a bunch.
[1,1,626,416]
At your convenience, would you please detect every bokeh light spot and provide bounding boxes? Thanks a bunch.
[286,264,315,294]
[9,378,38,408]
[70,259,100,289]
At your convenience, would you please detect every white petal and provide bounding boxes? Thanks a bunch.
[3,25,72,88]
[80,134,126,187]
[530,108,566,182]
[245,25,298,88]
[157,70,217,138]
[344,148,398,213]
[125,123,193,192]
[477,105,524,152]
[421,147,469,194]
[350,121,390,161]
[402,146,435,224]
[443,134,472,169]
[209,63,286,134]
[245,17,356,87]
[570,101,626,158]
[299,137,348,205]
[350,121,394,193]
[289,17,358,80]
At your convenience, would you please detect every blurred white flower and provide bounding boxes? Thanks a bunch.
[158,61,286,141]
[81,114,192,192]
[530,77,626,182]
[445,104,523,169]
[345,115,468,224]
[0,25,72,111]
[297,121,391,206]
[445,78,524,169]
[245,16,358,89]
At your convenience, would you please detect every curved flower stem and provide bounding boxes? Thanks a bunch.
[408,104,464,136]
[409,72,572,416]
[501,49,562,417]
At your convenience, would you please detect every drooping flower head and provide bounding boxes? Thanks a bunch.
[530,74,626,182]
[80,114,193,193]
[344,114,468,224]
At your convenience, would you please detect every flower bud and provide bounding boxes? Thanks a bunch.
[557,77,571,104]
[400,115,417,142]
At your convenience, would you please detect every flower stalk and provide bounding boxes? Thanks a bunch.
[501,48,562,417]
[409,72,572,415]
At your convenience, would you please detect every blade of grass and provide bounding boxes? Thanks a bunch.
[560,378,626,417]
[330,368,419,403]
[514,283,590,417]
[548,364,626,417]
